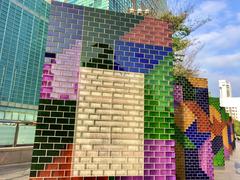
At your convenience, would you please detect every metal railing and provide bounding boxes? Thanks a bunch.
[0,120,36,147]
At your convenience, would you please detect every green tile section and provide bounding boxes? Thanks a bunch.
[174,125,196,149]
[209,97,230,121]
[174,76,195,101]
[213,148,225,167]
[144,56,174,140]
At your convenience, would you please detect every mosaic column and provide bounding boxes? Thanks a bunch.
[174,77,214,180]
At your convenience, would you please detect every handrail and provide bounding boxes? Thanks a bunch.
[0,120,36,125]
[0,120,36,147]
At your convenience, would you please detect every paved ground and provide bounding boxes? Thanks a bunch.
[0,162,30,180]
[0,142,239,180]
[214,140,240,180]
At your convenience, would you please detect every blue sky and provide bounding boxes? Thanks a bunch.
[168,0,240,97]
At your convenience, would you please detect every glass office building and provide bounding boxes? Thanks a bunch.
[141,0,168,16]
[57,0,136,12]
[57,0,167,15]
[0,0,50,146]
[57,0,109,9]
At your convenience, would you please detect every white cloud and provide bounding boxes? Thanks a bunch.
[193,24,240,52]
[197,0,227,15]
[195,51,240,97]
[237,12,240,21]
[197,52,240,68]
[189,0,227,21]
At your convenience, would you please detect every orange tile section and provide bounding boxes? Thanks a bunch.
[222,126,230,150]
[175,142,185,180]
[184,101,211,133]
[211,117,226,136]
[30,144,73,179]
[175,102,195,132]
[187,77,208,88]
[209,106,221,124]
[121,17,172,47]
[29,143,110,180]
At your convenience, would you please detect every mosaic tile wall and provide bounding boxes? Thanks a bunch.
[209,97,235,166]
[30,1,175,179]
[174,77,214,180]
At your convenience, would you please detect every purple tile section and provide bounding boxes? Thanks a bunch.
[224,147,230,159]
[144,140,176,180]
[198,137,214,180]
[174,85,183,106]
[46,2,83,54]
[40,40,82,100]
[115,177,143,180]
[114,140,176,180]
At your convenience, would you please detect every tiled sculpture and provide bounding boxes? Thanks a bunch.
[174,77,214,180]
[209,97,235,166]
[30,1,175,179]
[29,2,238,180]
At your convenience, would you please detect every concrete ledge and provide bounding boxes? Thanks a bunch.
[0,146,33,165]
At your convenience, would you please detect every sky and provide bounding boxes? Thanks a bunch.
[168,0,240,97]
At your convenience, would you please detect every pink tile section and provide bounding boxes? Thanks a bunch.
[41,40,82,100]
[224,147,230,159]
[121,17,172,47]
[174,85,183,106]
[198,138,214,180]
[144,140,176,180]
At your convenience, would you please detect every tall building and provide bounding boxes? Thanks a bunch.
[219,80,232,98]
[219,80,240,121]
[0,0,50,146]
[140,0,168,16]
[56,0,110,10]
[56,0,167,14]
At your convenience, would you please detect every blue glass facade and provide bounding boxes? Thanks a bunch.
[0,0,50,105]
[0,0,50,146]
[56,0,167,14]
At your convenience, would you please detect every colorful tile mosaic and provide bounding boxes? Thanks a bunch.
[174,76,214,180]
[30,1,175,180]
[209,97,236,166]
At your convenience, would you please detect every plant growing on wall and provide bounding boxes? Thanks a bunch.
[159,1,209,77]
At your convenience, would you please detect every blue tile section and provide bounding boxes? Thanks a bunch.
[185,121,211,149]
[212,136,223,155]
[184,149,210,179]
[196,88,210,115]
[227,125,233,147]
[114,40,172,74]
